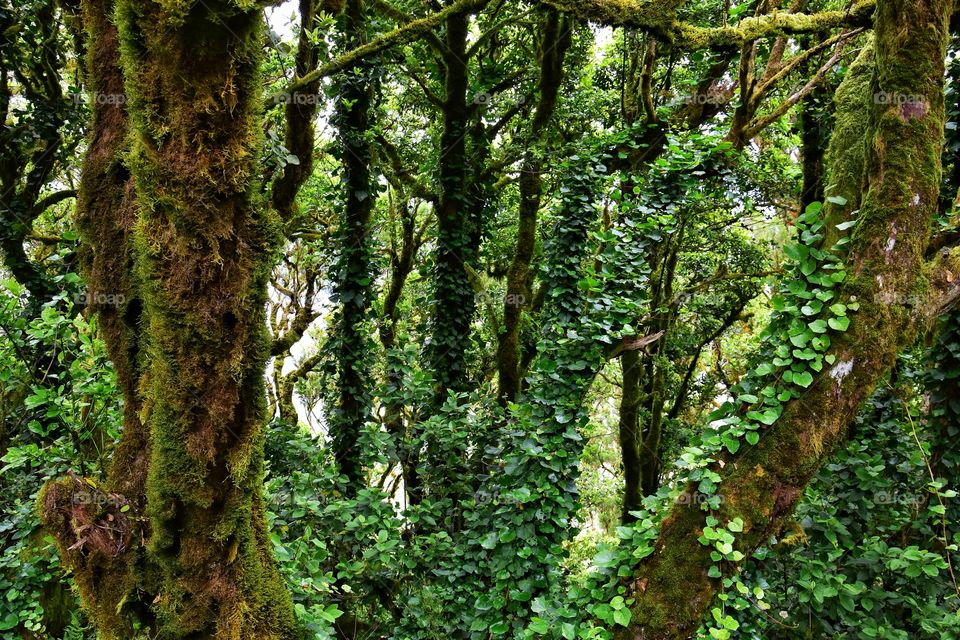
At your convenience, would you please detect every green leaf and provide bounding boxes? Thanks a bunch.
[0,613,18,631]
[755,362,775,376]
[828,316,851,331]
[783,243,809,262]
[613,607,632,627]
[809,319,828,334]
[794,371,814,388]
[530,619,550,634]
[790,331,813,348]
[723,435,741,454]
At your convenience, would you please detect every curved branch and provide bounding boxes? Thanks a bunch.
[281,0,490,96]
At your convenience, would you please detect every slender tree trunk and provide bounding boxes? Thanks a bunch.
[619,349,645,522]
[620,0,954,636]
[427,8,475,398]
[331,0,376,493]
[497,10,571,403]
[41,1,298,637]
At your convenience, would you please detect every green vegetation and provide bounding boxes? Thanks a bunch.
[0,0,958,638]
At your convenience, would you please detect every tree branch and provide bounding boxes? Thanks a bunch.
[542,0,875,49]
[281,0,490,96]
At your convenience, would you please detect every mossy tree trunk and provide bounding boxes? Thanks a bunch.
[619,0,954,637]
[40,1,299,637]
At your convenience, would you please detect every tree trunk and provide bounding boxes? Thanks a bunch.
[330,0,376,494]
[427,8,475,398]
[40,1,298,637]
[619,0,954,637]
[496,9,571,403]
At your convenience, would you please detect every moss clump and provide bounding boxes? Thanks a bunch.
[38,477,143,639]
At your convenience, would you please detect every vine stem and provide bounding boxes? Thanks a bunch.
[900,398,960,599]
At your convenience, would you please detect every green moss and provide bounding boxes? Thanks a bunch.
[821,37,874,246]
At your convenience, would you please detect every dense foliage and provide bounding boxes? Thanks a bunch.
[0,0,958,638]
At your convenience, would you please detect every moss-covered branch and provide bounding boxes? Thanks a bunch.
[282,0,489,95]
[541,0,876,49]
[676,1,875,48]
[539,0,686,36]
